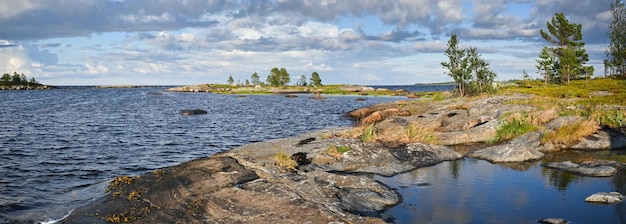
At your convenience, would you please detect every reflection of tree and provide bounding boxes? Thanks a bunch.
[612,171,626,222]
[449,159,461,179]
[541,167,581,191]
[496,161,538,171]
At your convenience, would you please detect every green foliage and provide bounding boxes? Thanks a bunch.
[441,34,497,97]
[606,0,626,77]
[0,72,41,87]
[490,113,539,143]
[536,46,555,85]
[360,124,375,142]
[227,75,235,85]
[296,75,307,86]
[266,67,291,87]
[539,12,591,85]
[250,72,261,85]
[310,72,322,87]
[591,109,626,128]
[336,145,351,153]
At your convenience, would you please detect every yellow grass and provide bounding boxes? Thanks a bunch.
[543,119,600,147]
[274,151,297,169]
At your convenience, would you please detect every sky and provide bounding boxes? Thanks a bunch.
[0,0,617,86]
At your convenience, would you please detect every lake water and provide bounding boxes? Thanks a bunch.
[0,87,404,223]
[2,85,625,223]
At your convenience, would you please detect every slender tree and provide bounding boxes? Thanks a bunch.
[227,75,235,86]
[606,0,626,77]
[540,13,590,84]
[441,34,496,97]
[279,68,290,86]
[536,46,555,86]
[310,72,322,87]
[296,75,307,86]
[251,72,261,85]
[11,72,21,85]
[1,73,10,85]
[441,34,470,96]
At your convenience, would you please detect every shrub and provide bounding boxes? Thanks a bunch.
[275,151,297,169]
[360,124,376,142]
[590,109,626,128]
[491,112,542,143]
[327,145,351,157]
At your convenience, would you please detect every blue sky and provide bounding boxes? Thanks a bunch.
[0,0,615,85]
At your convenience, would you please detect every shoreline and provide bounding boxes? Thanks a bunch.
[61,81,626,223]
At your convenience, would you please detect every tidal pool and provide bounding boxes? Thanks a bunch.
[377,156,626,224]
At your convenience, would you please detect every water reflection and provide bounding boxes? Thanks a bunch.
[378,158,625,223]
[541,168,582,191]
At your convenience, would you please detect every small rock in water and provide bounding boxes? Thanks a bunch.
[585,192,624,204]
[537,218,569,224]
[179,109,208,115]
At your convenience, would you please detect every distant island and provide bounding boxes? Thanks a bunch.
[0,72,49,90]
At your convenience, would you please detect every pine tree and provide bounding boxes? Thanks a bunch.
[251,72,261,85]
[606,0,626,77]
[536,47,555,86]
[441,34,496,97]
[310,72,322,87]
[227,75,235,86]
[540,13,590,84]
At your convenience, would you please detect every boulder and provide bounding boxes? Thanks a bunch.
[318,142,463,176]
[544,160,624,177]
[585,192,624,204]
[570,128,626,150]
[537,218,570,224]
[179,109,208,115]
[361,87,375,91]
[468,132,545,162]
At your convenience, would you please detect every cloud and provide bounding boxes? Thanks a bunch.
[0,0,617,85]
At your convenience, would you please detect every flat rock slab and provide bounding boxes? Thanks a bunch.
[585,192,624,204]
[543,160,625,177]
[468,132,545,162]
[318,142,464,176]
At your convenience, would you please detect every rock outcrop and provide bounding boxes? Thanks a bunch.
[62,92,626,223]
[179,109,208,115]
[66,128,463,223]
[468,131,545,162]
[544,160,625,177]
[585,192,624,204]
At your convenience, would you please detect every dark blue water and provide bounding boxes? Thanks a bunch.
[3,85,624,224]
[379,158,626,224]
[0,87,403,223]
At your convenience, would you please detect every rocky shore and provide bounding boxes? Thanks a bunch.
[62,93,626,223]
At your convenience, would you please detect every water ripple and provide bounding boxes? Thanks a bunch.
[0,87,404,223]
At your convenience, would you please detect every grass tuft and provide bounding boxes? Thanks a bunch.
[542,119,600,147]
[275,151,297,170]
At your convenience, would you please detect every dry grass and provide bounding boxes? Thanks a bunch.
[326,145,351,157]
[349,122,439,144]
[274,151,297,170]
[505,109,558,127]
[543,119,600,147]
